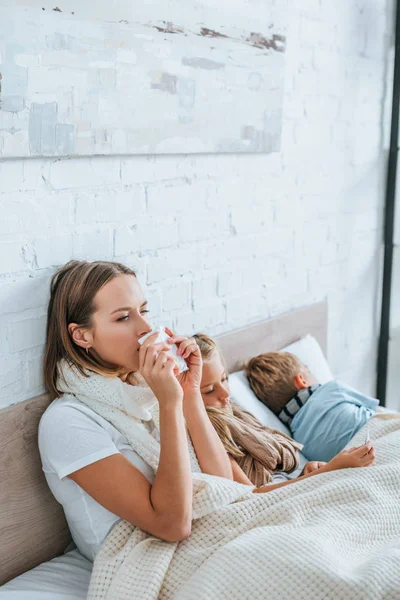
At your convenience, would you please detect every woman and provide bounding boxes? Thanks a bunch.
[39,259,233,561]
[39,259,375,562]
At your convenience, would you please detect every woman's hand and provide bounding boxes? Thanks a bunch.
[138,331,183,406]
[301,461,327,476]
[165,327,202,393]
[325,443,375,472]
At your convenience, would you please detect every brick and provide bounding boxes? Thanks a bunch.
[300,0,322,14]
[75,186,146,224]
[171,310,195,336]
[0,241,27,274]
[0,191,73,234]
[300,16,336,48]
[49,157,120,189]
[231,202,274,236]
[202,238,255,271]
[114,218,179,255]
[35,234,73,269]
[0,160,24,193]
[171,301,226,336]
[27,351,45,394]
[121,155,192,185]
[146,181,197,215]
[141,286,162,319]
[303,95,340,121]
[162,281,191,312]
[0,355,21,391]
[73,230,114,260]
[217,271,236,298]
[8,314,47,352]
[147,246,203,284]
[0,355,23,405]
[22,159,48,191]
[0,275,51,315]
[192,275,218,309]
[193,302,226,332]
[178,210,230,243]
[226,291,268,325]
[207,179,253,209]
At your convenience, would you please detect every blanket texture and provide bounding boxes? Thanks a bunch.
[56,360,400,599]
[87,416,400,599]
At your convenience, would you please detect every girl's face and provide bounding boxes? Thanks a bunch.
[78,274,152,375]
[200,352,230,408]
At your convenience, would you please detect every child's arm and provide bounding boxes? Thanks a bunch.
[252,468,323,493]
[228,455,254,485]
[253,443,375,494]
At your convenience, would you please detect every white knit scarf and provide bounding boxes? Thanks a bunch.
[56,359,201,474]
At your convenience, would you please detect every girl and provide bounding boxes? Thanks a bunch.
[38,259,375,563]
[193,333,375,489]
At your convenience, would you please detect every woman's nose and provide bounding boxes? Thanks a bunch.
[137,316,152,339]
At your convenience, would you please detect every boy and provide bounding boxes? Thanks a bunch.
[245,351,397,462]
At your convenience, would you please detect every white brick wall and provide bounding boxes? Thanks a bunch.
[0,0,395,408]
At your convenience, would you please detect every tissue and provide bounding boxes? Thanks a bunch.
[138,326,189,373]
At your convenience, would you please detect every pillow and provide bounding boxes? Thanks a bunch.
[279,334,333,384]
[228,370,308,472]
[228,370,291,435]
[228,334,333,474]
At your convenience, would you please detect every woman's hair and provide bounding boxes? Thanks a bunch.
[245,352,303,416]
[193,333,302,486]
[43,259,137,399]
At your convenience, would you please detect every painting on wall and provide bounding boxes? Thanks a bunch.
[0,0,287,157]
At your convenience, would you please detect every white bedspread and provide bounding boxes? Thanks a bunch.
[86,416,400,600]
[0,549,91,600]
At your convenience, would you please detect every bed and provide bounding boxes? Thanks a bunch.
[1,301,331,597]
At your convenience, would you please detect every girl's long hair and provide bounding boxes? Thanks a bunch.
[43,260,137,399]
[206,403,302,486]
[193,333,303,486]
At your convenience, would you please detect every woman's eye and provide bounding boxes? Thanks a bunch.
[117,309,149,322]
[205,389,214,395]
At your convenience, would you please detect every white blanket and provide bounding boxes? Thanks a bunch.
[86,416,400,600]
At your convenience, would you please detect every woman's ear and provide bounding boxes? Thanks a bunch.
[68,323,93,350]
[294,372,308,390]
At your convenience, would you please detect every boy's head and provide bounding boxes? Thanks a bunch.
[245,351,319,415]
[193,333,230,409]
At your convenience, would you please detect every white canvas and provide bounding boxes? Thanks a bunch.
[0,0,287,157]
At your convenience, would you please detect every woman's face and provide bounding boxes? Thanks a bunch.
[84,274,152,374]
[200,352,230,408]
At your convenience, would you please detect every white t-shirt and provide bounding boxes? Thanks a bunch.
[38,395,301,562]
[38,394,157,562]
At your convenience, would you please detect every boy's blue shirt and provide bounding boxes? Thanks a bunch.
[290,380,379,462]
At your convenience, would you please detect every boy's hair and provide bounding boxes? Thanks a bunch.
[245,352,303,416]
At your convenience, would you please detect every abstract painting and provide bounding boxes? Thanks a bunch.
[0,0,287,156]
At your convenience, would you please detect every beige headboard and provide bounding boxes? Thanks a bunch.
[217,300,327,373]
[0,299,327,585]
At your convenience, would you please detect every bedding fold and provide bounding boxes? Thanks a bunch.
[87,416,400,600]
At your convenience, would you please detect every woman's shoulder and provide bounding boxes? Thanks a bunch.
[38,393,114,440]
[40,393,93,422]
[38,393,123,466]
